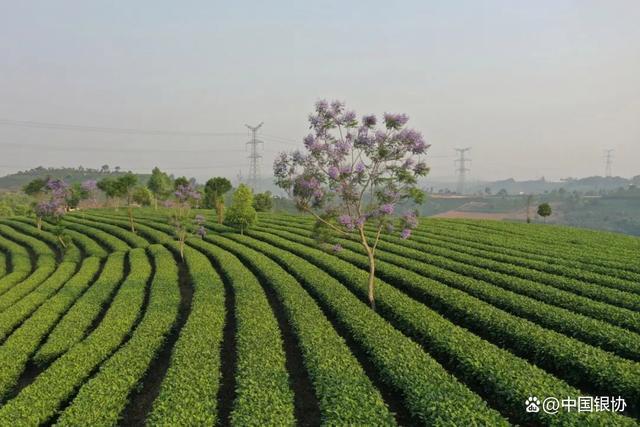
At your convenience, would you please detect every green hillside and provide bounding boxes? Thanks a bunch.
[0,210,637,425]
[0,167,150,191]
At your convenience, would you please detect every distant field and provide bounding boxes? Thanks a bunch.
[0,209,638,425]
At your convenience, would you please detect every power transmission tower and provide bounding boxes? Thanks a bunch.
[245,122,264,192]
[604,149,614,177]
[454,147,471,194]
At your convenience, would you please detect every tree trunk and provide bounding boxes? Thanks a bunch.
[128,206,136,233]
[240,225,244,235]
[216,201,224,224]
[357,225,377,310]
[366,248,376,310]
[36,217,42,231]
[179,239,185,260]
[154,197,158,210]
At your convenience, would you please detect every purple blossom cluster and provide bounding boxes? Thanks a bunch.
[274,99,427,250]
[175,184,201,203]
[338,214,354,231]
[328,166,340,180]
[383,113,409,130]
[34,178,71,224]
[46,179,70,199]
[362,115,376,128]
[399,210,419,239]
[379,203,395,215]
[35,199,65,220]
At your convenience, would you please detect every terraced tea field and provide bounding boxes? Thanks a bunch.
[0,210,638,426]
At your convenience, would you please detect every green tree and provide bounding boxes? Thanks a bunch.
[173,176,189,190]
[23,178,47,198]
[97,178,121,208]
[116,173,139,232]
[253,191,273,212]
[67,183,90,209]
[204,177,232,224]
[133,186,153,207]
[147,167,173,209]
[537,202,552,223]
[224,184,257,235]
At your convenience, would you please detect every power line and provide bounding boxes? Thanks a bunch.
[0,141,248,153]
[604,149,614,177]
[454,147,471,194]
[0,118,245,137]
[246,122,264,192]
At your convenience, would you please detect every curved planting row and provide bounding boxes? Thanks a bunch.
[0,235,31,296]
[88,218,228,426]
[259,218,640,360]
[147,243,224,426]
[54,245,179,426]
[4,216,113,259]
[415,222,640,284]
[232,225,636,426]
[0,222,82,315]
[188,238,296,426]
[101,215,297,425]
[381,220,640,295]
[64,216,149,248]
[438,219,640,272]
[109,214,510,425]
[0,256,101,400]
[9,218,107,260]
[0,259,79,344]
[263,216,640,312]
[253,225,640,406]
[34,252,126,364]
[200,234,398,424]
[462,218,640,254]
[58,219,130,253]
[204,232,507,425]
[0,225,59,312]
[0,210,633,426]
[404,231,640,302]
[268,222,640,332]
[88,215,441,424]
[269,213,640,286]
[0,249,151,426]
[134,217,633,425]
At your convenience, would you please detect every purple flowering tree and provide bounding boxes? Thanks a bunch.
[274,100,429,308]
[170,183,204,259]
[34,179,71,231]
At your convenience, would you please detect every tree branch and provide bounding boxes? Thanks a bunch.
[302,206,350,236]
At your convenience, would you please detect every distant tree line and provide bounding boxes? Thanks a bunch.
[6,166,275,237]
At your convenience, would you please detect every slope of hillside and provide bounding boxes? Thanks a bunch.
[0,210,637,425]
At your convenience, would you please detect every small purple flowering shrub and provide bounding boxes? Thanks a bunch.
[170,182,206,260]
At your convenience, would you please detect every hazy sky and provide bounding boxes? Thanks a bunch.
[1,0,639,182]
